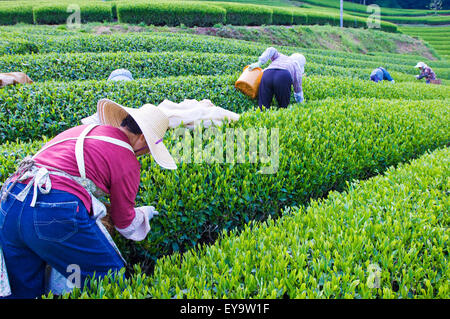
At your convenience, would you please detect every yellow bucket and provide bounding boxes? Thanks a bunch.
[235,65,263,99]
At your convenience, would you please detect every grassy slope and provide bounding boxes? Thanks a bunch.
[187,24,437,58]
[6,22,435,60]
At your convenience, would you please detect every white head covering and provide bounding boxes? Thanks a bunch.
[414,62,427,69]
[107,69,133,82]
[290,53,306,75]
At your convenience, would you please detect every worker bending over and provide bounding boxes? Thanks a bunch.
[415,62,436,84]
[0,99,177,298]
[249,47,306,109]
[370,67,395,83]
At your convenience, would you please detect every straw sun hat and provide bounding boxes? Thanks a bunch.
[97,99,177,170]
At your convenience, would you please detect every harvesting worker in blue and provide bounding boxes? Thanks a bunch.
[248,47,306,109]
[370,67,395,83]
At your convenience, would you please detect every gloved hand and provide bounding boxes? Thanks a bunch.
[391,80,395,83]
[137,206,159,221]
[248,62,261,71]
[294,91,304,103]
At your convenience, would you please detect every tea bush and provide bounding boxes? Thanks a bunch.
[33,3,113,25]
[271,7,293,25]
[206,2,273,26]
[0,5,34,25]
[0,51,254,82]
[117,2,226,27]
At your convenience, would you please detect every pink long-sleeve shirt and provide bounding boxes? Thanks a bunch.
[31,125,141,229]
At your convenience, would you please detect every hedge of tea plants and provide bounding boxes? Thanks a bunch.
[0,30,439,68]
[400,26,450,61]
[116,2,227,27]
[1,30,446,83]
[0,50,434,82]
[1,74,448,143]
[146,146,450,299]
[47,144,450,298]
[0,0,399,31]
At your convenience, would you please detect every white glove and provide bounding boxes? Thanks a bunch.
[138,206,159,220]
[115,206,158,241]
[391,80,395,83]
[294,91,304,103]
[248,62,261,71]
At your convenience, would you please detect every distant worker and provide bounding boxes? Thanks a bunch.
[414,62,436,84]
[248,47,306,109]
[107,69,133,82]
[370,67,395,83]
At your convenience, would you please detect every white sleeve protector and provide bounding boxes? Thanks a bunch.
[115,206,159,241]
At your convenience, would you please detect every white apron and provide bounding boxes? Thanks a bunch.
[0,124,134,297]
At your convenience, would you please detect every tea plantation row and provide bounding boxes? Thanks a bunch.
[400,26,450,61]
[0,0,398,31]
[0,51,435,83]
[1,75,448,143]
[146,146,449,299]
[1,31,447,69]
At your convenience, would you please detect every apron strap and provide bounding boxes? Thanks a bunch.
[86,136,134,153]
[75,124,98,179]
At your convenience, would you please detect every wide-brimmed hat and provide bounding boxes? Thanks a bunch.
[97,99,177,170]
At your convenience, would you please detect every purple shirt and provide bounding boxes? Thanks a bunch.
[418,67,436,80]
[258,47,303,93]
